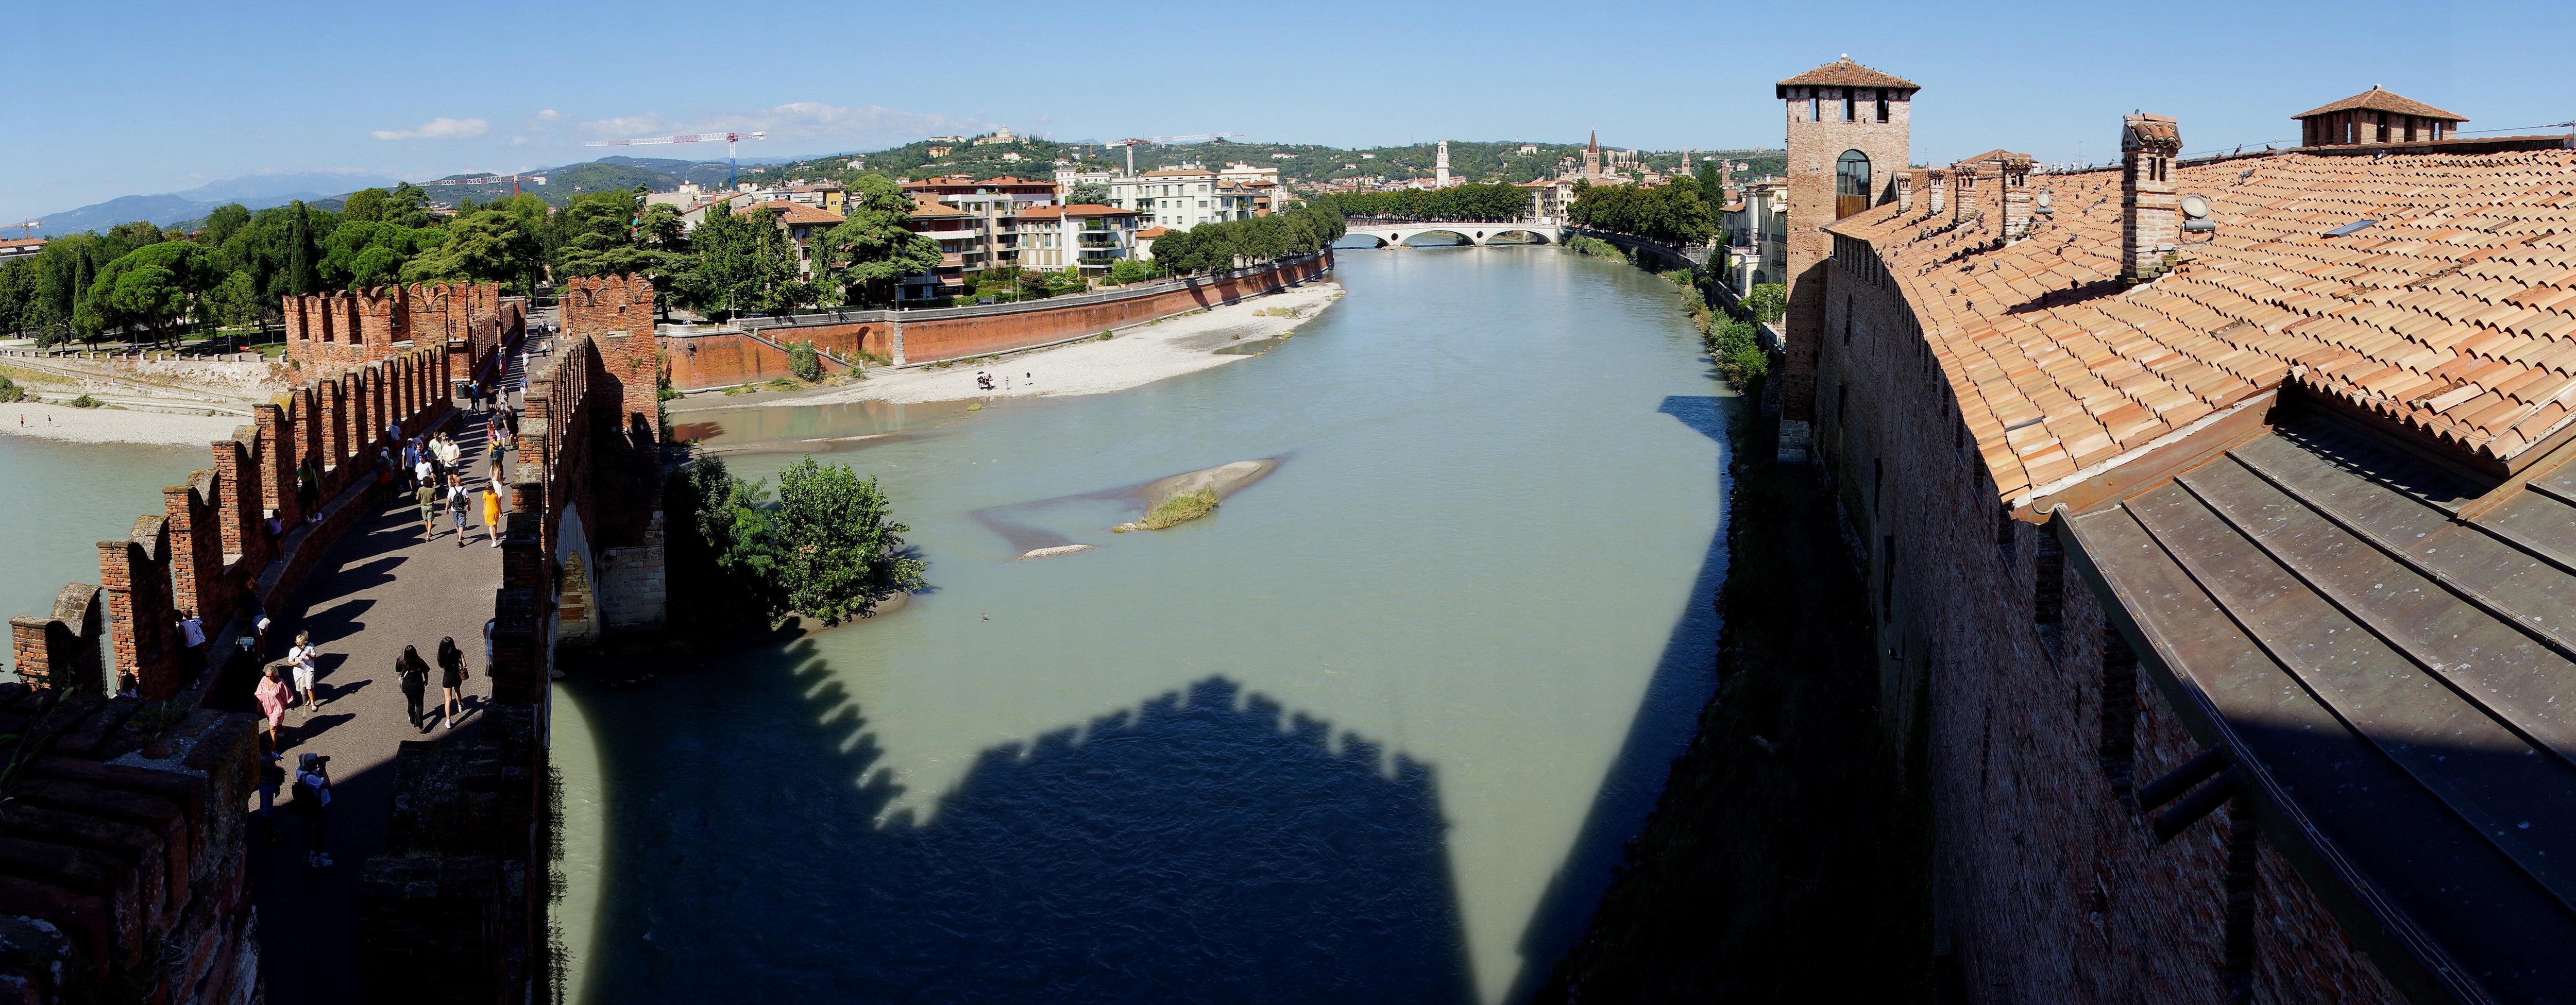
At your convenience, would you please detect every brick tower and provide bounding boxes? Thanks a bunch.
[1776,56,1918,428]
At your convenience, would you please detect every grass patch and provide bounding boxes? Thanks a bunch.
[765,378,800,390]
[1140,488,1218,530]
[1532,388,1931,1002]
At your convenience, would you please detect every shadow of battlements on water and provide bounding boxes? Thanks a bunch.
[571,654,1478,1004]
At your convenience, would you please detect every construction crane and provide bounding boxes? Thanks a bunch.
[1113,132,1245,175]
[7,220,38,240]
[585,131,768,188]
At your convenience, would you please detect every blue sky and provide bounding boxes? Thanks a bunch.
[7,0,2566,224]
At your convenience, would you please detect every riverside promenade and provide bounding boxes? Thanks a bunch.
[223,351,530,1004]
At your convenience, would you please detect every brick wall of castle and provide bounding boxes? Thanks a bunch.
[11,343,460,705]
[283,282,523,381]
[1812,244,2405,1003]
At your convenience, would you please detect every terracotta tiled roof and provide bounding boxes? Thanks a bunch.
[1828,144,2576,502]
[908,199,970,218]
[1951,149,2033,169]
[2294,86,2467,123]
[755,202,843,225]
[1776,57,1918,96]
[1062,203,1137,217]
[1136,226,1172,238]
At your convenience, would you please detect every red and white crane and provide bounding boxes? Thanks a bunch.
[585,130,768,186]
[1113,132,1244,174]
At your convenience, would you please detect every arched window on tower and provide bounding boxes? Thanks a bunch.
[1836,150,1872,219]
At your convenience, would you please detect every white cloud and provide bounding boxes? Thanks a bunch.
[371,117,490,141]
[575,102,987,147]
[537,109,567,121]
[510,136,530,146]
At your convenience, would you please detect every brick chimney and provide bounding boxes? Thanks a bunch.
[1927,168,1947,214]
[2121,113,2183,282]
[1953,163,1981,219]
[2001,156,2035,241]
[1896,172,1914,212]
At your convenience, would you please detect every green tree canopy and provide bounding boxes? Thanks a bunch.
[400,208,539,293]
[87,241,221,347]
[1311,182,1530,223]
[1065,181,1112,206]
[551,188,681,280]
[773,456,924,625]
[679,203,809,317]
[320,220,446,290]
[1568,177,1717,247]
[341,182,434,228]
[815,175,942,307]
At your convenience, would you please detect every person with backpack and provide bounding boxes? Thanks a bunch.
[447,473,472,547]
[293,753,333,868]
[436,636,470,729]
[398,645,432,733]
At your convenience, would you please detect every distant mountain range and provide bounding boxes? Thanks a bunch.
[27,172,403,236]
[25,157,749,237]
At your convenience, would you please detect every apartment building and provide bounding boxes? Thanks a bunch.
[1718,178,1786,295]
[1011,204,1143,275]
[1111,167,1265,229]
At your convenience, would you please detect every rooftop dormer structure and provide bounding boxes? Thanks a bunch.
[2294,86,2466,146]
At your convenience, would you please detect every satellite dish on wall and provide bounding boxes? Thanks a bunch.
[2180,194,2211,219]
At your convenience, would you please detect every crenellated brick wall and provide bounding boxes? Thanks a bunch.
[10,338,471,702]
[282,281,524,377]
[1810,242,2405,1002]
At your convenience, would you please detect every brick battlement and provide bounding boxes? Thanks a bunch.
[284,281,524,380]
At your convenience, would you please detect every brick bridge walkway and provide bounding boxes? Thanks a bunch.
[228,345,538,1004]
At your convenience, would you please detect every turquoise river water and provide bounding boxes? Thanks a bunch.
[0,244,1731,1002]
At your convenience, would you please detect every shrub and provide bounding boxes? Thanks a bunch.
[774,457,924,624]
[1745,282,1788,325]
[1141,488,1220,530]
[787,340,823,382]
[69,394,102,408]
[0,375,22,404]
[1109,259,1156,285]
[1708,318,1769,389]
[1679,285,1706,317]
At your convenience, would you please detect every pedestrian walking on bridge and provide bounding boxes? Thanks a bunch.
[436,636,470,729]
[256,666,290,749]
[398,645,431,733]
[417,477,440,543]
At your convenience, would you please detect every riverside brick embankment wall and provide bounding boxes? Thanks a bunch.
[659,252,1332,390]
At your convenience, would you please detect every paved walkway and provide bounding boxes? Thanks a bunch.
[232,346,538,1003]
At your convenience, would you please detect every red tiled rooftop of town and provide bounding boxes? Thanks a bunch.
[2294,85,2468,123]
[1776,57,1918,96]
[1829,143,2576,501]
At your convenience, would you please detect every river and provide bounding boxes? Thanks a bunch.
[2,242,1731,1002]
[557,244,1729,1002]
[0,434,213,682]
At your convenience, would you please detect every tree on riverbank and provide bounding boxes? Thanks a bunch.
[1311,183,1530,222]
[665,455,925,632]
[1568,177,1716,247]
[1146,203,1345,275]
